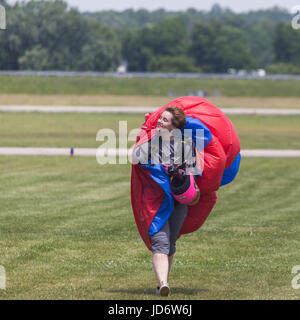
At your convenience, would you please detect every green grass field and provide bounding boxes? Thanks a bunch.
[1,76,300,97]
[0,112,299,149]
[0,156,299,299]
[0,76,299,300]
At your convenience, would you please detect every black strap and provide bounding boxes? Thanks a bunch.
[170,139,174,164]
[148,140,151,163]
[182,138,185,164]
[159,136,162,163]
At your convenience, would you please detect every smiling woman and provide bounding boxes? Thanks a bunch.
[157,107,186,131]
[132,105,197,296]
[157,110,174,132]
[131,96,241,297]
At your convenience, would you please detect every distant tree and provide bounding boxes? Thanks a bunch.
[273,23,300,66]
[0,1,33,69]
[191,22,256,72]
[85,8,176,30]
[209,3,223,18]
[149,17,188,56]
[0,2,297,73]
[135,9,151,27]
[122,29,152,71]
[76,19,121,71]
[241,6,291,26]
[0,0,121,71]
[18,45,50,70]
[245,19,275,67]
[266,62,300,75]
[86,5,293,72]
[123,17,189,71]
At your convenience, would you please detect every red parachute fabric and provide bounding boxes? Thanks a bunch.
[131,96,240,250]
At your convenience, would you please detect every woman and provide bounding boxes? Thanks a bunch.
[131,96,241,297]
[133,106,199,296]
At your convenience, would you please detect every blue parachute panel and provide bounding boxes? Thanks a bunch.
[220,153,241,186]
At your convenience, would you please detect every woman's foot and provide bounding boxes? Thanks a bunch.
[158,281,170,297]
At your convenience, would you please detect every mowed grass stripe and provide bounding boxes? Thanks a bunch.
[0,112,300,149]
[1,76,300,97]
[2,95,300,109]
[0,156,299,299]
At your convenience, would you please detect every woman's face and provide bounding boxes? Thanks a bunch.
[156,111,175,133]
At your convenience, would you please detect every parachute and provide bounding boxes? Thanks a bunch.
[131,96,241,250]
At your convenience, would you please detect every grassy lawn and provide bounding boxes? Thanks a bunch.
[0,92,299,299]
[0,156,299,299]
[0,112,299,149]
[1,76,300,97]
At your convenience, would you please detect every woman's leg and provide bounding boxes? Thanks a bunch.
[152,253,169,287]
[150,203,187,291]
[168,203,188,274]
[150,221,170,287]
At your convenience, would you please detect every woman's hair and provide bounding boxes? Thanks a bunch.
[165,106,186,129]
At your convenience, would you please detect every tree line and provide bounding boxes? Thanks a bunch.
[0,0,300,74]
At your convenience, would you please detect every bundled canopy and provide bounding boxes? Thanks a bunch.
[131,96,241,250]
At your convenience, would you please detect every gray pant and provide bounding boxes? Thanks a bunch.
[151,202,188,256]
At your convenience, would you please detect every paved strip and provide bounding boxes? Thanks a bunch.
[220,108,300,115]
[0,148,131,157]
[0,105,157,114]
[240,149,300,157]
[1,105,300,115]
[1,148,300,158]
